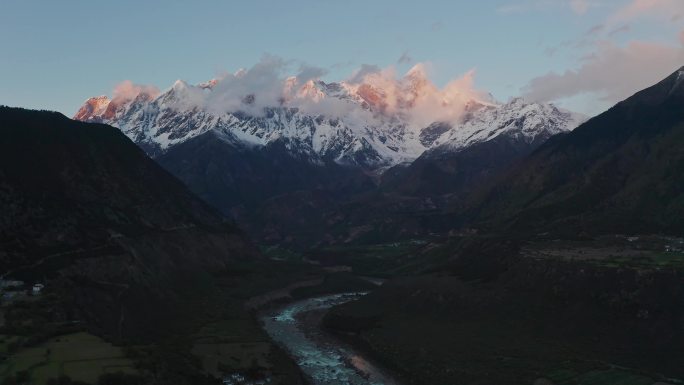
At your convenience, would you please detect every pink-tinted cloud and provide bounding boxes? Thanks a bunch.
[112,80,159,102]
[342,63,486,126]
[570,0,590,14]
[523,37,684,103]
[119,55,486,126]
[610,0,684,24]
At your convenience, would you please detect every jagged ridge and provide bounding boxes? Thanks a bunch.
[75,70,584,170]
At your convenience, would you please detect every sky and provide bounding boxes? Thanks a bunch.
[1,0,683,117]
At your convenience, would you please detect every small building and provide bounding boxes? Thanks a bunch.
[32,283,44,295]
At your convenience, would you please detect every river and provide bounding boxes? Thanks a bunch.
[260,293,401,385]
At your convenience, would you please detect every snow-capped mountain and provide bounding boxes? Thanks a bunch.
[73,66,586,246]
[424,97,584,156]
[74,67,584,170]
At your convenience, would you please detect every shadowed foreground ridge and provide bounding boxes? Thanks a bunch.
[0,106,258,341]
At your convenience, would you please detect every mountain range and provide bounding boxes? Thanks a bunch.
[4,65,684,385]
[75,67,584,245]
[75,67,583,170]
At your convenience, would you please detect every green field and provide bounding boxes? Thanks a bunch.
[545,367,659,385]
[0,332,137,384]
[259,245,305,262]
[309,239,429,275]
[0,335,21,355]
[522,236,684,270]
[597,251,684,269]
[190,317,294,383]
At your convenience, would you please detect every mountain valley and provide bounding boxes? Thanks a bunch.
[3,45,684,385]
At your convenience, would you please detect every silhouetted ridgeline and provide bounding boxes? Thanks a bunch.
[0,106,258,342]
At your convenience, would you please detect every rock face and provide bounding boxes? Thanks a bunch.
[0,107,258,341]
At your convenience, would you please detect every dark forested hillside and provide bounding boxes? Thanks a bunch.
[465,67,684,236]
[0,106,258,341]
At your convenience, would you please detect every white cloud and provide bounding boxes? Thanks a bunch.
[497,0,600,15]
[206,55,292,114]
[523,37,684,103]
[110,57,487,127]
[347,64,382,83]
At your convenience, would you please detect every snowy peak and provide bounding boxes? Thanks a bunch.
[401,64,433,108]
[75,74,584,169]
[429,98,584,153]
[198,79,219,89]
[73,95,111,121]
[171,79,189,91]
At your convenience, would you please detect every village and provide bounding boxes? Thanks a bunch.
[0,280,44,305]
[0,279,44,330]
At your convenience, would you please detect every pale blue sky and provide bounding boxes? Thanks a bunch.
[1,0,683,116]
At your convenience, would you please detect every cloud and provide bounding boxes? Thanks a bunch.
[496,3,526,13]
[586,24,605,35]
[570,0,590,14]
[608,24,631,36]
[523,37,684,103]
[347,64,382,83]
[497,0,599,15]
[341,63,487,126]
[296,64,328,83]
[397,51,413,64]
[302,61,487,127]
[107,56,487,127]
[544,46,560,57]
[206,54,292,114]
[112,80,159,102]
[430,21,444,31]
[609,0,684,24]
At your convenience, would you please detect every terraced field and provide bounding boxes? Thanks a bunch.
[0,332,137,384]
